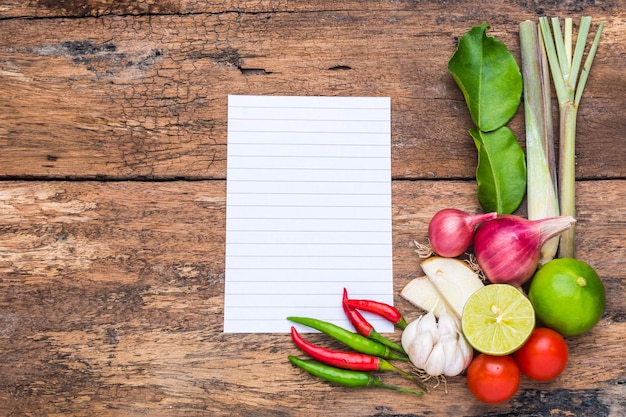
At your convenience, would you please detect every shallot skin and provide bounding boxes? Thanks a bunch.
[473,215,575,287]
[428,208,497,257]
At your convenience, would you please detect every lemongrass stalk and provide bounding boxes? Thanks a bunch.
[575,21,605,107]
[539,16,604,258]
[519,21,560,264]
[564,18,573,66]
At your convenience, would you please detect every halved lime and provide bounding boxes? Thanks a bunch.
[461,284,535,356]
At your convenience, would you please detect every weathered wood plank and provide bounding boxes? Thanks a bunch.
[1,8,624,180]
[1,2,625,416]
[0,0,622,18]
[0,180,624,416]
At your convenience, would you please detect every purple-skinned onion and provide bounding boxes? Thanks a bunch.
[473,215,576,286]
[428,208,498,257]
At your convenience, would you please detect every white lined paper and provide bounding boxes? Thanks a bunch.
[224,95,393,333]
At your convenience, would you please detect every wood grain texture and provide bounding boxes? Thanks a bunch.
[0,180,624,416]
[1,4,625,179]
[1,1,625,416]
[0,0,623,18]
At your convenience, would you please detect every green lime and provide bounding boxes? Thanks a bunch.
[461,284,535,355]
[529,258,605,337]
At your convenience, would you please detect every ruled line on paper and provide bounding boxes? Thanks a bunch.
[223,95,393,333]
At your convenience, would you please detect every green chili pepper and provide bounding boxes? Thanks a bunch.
[288,356,424,396]
[287,316,409,361]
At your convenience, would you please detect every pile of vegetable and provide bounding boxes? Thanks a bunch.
[287,290,427,397]
[286,17,607,405]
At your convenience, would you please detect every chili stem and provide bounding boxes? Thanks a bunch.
[378,359,430,392]
[371,379,425,396]
[369,331,406,355]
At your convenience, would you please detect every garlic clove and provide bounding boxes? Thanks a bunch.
[425,342,446,376]
[401,316,421,353]
[402,304,474,377]
[408,330,434,370]
[437,305,459,336]
[439,334,457,364]
[417,309,440,344]
[458,334,474,369]
[452,349,470,376]
[442,337,466,376]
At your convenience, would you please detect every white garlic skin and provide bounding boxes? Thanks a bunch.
[401,305,473,377]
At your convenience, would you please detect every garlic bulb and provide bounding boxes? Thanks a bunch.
[401,305,473,377]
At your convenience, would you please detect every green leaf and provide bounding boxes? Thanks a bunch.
[470,127,527,214]
[448,24,523,132]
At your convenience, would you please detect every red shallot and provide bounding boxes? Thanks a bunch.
[428,208,497,257]
[473,215,576,286]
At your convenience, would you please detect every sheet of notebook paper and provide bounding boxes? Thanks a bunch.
[223,95,394,333]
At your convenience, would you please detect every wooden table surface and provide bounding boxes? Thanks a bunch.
[1,1,625,416]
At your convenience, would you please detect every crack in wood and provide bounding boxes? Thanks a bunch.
[328,65,352,71]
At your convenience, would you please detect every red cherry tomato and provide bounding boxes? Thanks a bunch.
[513,327,569,381]
[466,354,520,403]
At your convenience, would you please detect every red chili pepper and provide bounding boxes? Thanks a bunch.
[290,326,379,371]
[344,296,408,329]
[342,289,405,354]
[290,326,426,390]
[342,288,374,336]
